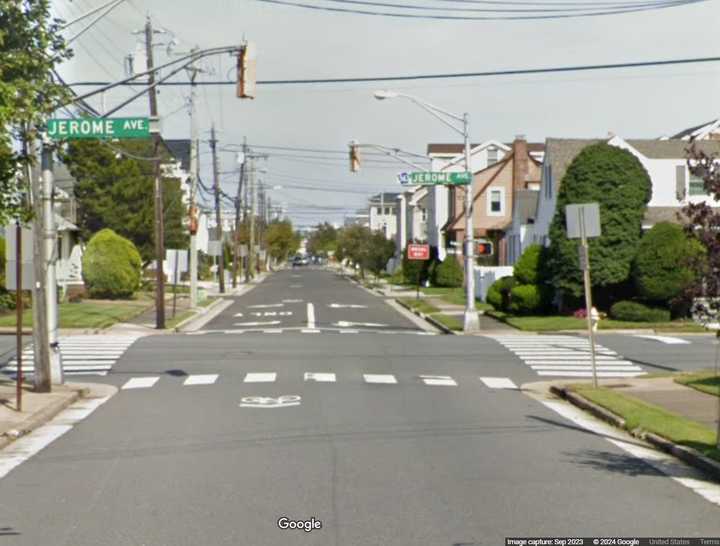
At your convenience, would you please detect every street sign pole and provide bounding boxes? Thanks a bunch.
[15,221,22,411]
[574,207,599,389]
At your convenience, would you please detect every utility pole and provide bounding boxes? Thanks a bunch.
[462,112,479,332]
[28,135,50,392]
[146,16,165,329]
[210,124,225,293]
[187,48,200,308]
[247,155,256,280]
[232,139,246,288]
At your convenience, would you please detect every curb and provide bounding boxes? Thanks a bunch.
[0,385,88,451]
[550,384,720,482]
[176,298,234,332]
[395,298,456,335]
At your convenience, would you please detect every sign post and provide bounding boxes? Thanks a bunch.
[566,203,602,388]
[407,244,430,300]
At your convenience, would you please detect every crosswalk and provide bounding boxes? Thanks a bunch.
[2,335,142,377]
[118,372,519,390]
[486,335,647,378]
[189,328,436,336]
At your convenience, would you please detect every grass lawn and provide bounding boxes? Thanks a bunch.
[570,385,720,463]
[399,298,441,315]
[428,313,463,331]
[165,297,219,329]
[419,286,492,311]
[0,297,153,329]
[675,370,720,398]
[487,311,708,333]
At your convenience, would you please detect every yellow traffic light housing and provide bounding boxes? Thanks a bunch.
[237,42,256,99]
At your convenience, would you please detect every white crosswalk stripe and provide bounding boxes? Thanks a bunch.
[420,375,457,386]
[479,377,519,390]
[183,374,219,386]
[363,374,398,384]
[3,335,142,377]
[244,372,277,383]
[194,328,436,336]
[486,334,647,378]
[122,377,160,390]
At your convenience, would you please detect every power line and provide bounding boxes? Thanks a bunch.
[250,0,704,20]
[66,54,720,87]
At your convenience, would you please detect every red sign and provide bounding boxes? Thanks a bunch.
[407,244,430,260]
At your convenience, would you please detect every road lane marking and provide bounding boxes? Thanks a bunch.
[122,377,160,390]
[420,375,457,386]
[247,304,284,308]
[529,365,642,371]
[538,398,720,507]
[184,374,218,386]
[263,329,283,334]
[233,321,281,326]
[302,329,320,333]
[304,372,336,382]
[233,313,244,317]
[244,372,277,383]
[239,395,300,408]
[283,299,303,303]
[536,371,646,377]
[479,377,518,390]
[329,303,368,309]
[336,321,387,328]
[290,284,303,288]
[307,302,316,329]
[0,393,114,480]
[635,335,691,345]
[339,329,360,334]
[363,374,397,384]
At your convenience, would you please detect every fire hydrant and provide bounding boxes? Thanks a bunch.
[590,306,600,332]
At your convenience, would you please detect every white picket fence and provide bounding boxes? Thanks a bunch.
[474,266,514,302]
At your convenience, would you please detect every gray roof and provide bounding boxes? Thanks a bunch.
[643,206,690,226]
[53,162,77,194]
[369,192,401,204]
[513,189,539,225]
[671,119,717,140]
[163,139,191,171]
[626,139,720,159]
[544,138,603,189]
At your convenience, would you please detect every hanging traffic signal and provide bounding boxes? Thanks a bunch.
[349,141,360,172]
[476,241,494,256]
[237,42,256,99]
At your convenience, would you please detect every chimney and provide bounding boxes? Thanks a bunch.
[512,134,528,190]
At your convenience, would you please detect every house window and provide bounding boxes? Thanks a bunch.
[487,187,505,216]
[689,174,707,196]
[385,207,392,215]
[376,206,382,215]
[421,208,427,221]
[487,147,498,166]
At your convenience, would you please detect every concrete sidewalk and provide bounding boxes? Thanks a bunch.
[0,379,88,449]
[422,295,514,331]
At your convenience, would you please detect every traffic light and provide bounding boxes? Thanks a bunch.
[236,42,256,99]
[349,141,360,172]
[476,241,494,256]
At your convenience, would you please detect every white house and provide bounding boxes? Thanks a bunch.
[368,193,400,240]
[512,136,720,265]
[668,118,720,141]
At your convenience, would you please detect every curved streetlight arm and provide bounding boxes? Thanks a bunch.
[354,142,431,171]
[396,94,464,135]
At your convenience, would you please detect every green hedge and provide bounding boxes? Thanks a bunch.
[609,300,671,322]
[633,222,703,305]
[487,276,515,311]
[514,244,543,285]
[433,258,463,288]
[82,228,142,299]
[509,284,542,315]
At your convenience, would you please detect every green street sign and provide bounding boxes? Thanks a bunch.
[398,171,471,186]
[46,117,151,140]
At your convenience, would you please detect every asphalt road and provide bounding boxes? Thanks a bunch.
[0,268,719,545]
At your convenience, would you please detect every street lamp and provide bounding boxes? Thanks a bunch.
[374,90,479,333]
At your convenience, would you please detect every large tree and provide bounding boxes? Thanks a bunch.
[0,0,72,223]
[545,143,652,302]
[264,219,300,262]
[306,222,338,256]
[61,139,188,263]
[336,225,394,277]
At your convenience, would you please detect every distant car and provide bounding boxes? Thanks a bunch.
[292,255,308,267]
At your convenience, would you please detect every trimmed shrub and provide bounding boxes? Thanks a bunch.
[633,222,704,305]
[486,276,515,311]
[82,228,142,299]
[609,300,671,322]
[514,244,543,285]
[509,284,542,315]
[433,258,464,288]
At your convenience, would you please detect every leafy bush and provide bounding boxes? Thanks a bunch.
[514,244,543,285]
[486,276,515,311]
[633,222,704,305]
[609,300,671,322]
[82,228,141,299]
[509,284,542,315]
[433,258,464,288]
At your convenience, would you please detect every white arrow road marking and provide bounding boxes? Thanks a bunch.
[247,303,284,309]
[307,303,316,329]
[239,395,301,408]
[304,372,336,382]
[336,321,387,328]
[329,303,368,309]
[363,374,397,384]
[233,321,281,327]
[233,313,243,317]
[184,374,218,386]
[244,372,277,383]
[122,377,160,390]
[420,375,457,386]
[479,377,518,390]
[635,335,691,345]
